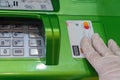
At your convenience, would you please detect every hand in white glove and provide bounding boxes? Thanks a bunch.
[81,33,120,80]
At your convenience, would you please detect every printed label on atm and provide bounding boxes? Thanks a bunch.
[66,20,94,58]
[0,0,53,11]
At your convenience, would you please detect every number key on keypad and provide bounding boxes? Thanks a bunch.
[29,39,41,47]
[0,48,11,56]
[13,32,24,38]
[13,48,24,56]
[0,39,11,47]
[13,39,24,47]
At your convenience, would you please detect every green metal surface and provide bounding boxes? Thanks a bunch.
[0,14,102,80]
[0,0,119,80]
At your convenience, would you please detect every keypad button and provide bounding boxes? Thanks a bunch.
[13,39,24,47]
[0,48,11,56]
[29,25,38,30]
[13,48,24,56]
[29,31,41,38]
[29,39,41,47]
[13,25,24,30]
[0,39,11,47]
[0,31,11,38]
[30,48,42,56]
[0,25,11,30]
[13,32,24,38]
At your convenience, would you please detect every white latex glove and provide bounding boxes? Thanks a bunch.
[81,33,120,80]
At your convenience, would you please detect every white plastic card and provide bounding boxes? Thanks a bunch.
[66,20,94,58]
[0,0,53,11]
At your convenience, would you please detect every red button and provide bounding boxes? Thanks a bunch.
[83,22,90,29]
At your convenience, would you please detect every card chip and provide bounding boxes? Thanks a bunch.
[72,46,80,56]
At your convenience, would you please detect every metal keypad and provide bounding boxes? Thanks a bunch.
[0,24,45,58]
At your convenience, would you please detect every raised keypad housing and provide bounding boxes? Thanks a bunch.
[0,24,45,58]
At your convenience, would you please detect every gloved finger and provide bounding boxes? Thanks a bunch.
[108,39,120,56]
[80,36,101,65]
[92,33,114,56]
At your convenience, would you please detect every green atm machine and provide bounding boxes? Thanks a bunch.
[0,0,119,80]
